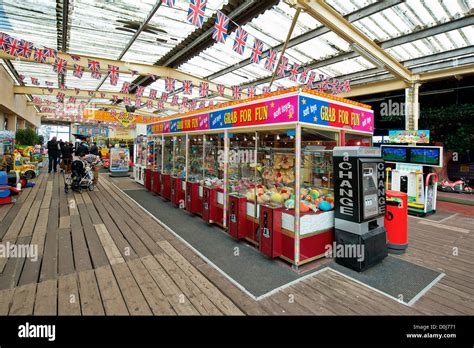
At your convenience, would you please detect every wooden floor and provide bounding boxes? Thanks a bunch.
[0,169,472,315]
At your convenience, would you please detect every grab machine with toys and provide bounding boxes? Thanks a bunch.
[333,147,388,272]
[381,145,441,216]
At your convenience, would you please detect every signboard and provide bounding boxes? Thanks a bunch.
[0,130,15,156]
[77,125,109,137]
[147,121,170,135]
[209,95,298,129]
[299,95,373,133]
[170,113,209,132]
[388,130,430,144]
[83,110,158,124]
[113,128,133,139]
[109,147,130,173]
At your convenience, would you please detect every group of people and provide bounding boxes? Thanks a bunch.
[46,137,101,185]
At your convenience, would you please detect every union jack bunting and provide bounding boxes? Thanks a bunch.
[135,99,142,108]
[187,0,207,28]
[88,91,95,97]
[181,97,188,107]
[33,97,42,105]
[108,65,119,86]
[264,49,277,71]
[157,101,164,110]
[233,26,248,55]
[288,63,299,82]
[43,47,57,58]
[148,89,157,100]
[47,87,53,93]
[247,86,256,98]
[306,71,316,89]
[70,54,81,61]
[277,56,288,78]
[342,79,351,92]
[91,72,101,79]
[171,95,179,106]
[53,58,67,75]
[299,67,309,84]
[60,84,66,90]
[208,100,214,108]
[17,40,34,58]
[135,86,144,97]
[73,64,84,78]
[217,84,225,97]
[322,78,330,90]
[100,92,106,98]
[121,82,130,94]
[56,92,65,102]
[263,86,271,94]
[130,70,139,77]
[123,97,130,105]
[197,100,205,109]
[165,78,175,92]
[112,95,118,103]
[30,77,39,85]
[68,96,76,103]
[277,86,284,92]
[32,48,47,63]
[161,92,168,102]
[183,80,193,95]
[232,85,241,100]
[161,0,175,7]
[18,74,25,82]
[212,11,229,44]
[199,82,209,97]
[0,33,11,51]
[147,99,154,109]
[88,59,100,72]
[75,88,80,95]
[5,38,20,56]
[111,110,116,117]
[190,100,197,110]
[45,81,53,86]
[250,39,264,64]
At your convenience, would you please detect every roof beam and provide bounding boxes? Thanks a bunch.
[294,0,413,82]
[207,0,402,80]
[27,102,160,117]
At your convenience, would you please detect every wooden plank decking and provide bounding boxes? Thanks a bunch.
[0,170,472,315]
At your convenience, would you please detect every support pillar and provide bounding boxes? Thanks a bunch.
[6,114,16,132]
[405,83,420,131]
[0,112,5,130]
[17,118,26,129]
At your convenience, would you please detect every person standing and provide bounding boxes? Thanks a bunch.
[61,141,74,174]
[90,142,99,156]
[46,137,60,173]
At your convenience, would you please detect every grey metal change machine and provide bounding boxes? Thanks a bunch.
[333,147,388,272]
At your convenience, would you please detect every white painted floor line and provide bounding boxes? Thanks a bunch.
[408,273,445,306]
[438,213,459,223]
[417,220,470,234]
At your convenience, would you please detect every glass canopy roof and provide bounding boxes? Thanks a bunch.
[0,0,472,122]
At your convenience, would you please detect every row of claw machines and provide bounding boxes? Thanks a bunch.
[134,87,374,266]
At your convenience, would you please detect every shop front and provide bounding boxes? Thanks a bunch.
[145,88,374,266]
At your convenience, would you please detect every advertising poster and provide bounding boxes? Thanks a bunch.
[109,147,130,173]
[77,126,109,137]
[299,95,373,133]
[388,130,430,144]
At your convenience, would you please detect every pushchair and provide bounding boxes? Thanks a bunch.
[64,159,95,193]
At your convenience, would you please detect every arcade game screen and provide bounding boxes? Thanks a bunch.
[410,148,440,166]
[382,147,407,162]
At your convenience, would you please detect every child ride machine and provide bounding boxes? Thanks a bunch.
[0,171,21,204]
[382,145,442,216]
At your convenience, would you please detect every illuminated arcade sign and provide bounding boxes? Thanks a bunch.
[388,130,430,144]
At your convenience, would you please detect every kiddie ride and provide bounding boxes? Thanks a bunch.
[13,150,39,180]
[0,171,21,205]
[439,177,473,194]
[382,145,442,216]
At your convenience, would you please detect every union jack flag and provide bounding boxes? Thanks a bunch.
[181,97,188,107]
[199,82,209,97]
[88,59,100,72]
[111,109,117,117]
[112,95,118,103]
[88,91,95,97]
[135,85,144,97]
[247,86,256,98]
[30,77,39,85]
[43,47,57,59]
[306,71,316,89]
[165,77,175,92]
[0,33,11,51]
[342,79,351,92]
[161,92,168,102]
[208,100,214,108]
[288,63,299,82]
[53,58,67,75]
[135,99,142,108]
[70,54,81,61]
[147,99,154,109]
[157,101,164,110]
[121,82,130,94]
[33,48,47,63]
[171,95,179,106]
[75,88,80,95]
[149,89,157,100]
[91,71,101,79]
[161,0,175,7]
[47,87,53,93]
[33,97,42,105]
[19,75,26,82]
[190,100,197,110]
[199,100,206,109]
[299,68,309,84]
[233,26,248,55]
[17,40,34,58]
[277,56,288,78]
[277,86,284,92]
[187,0,207,28]
[317,83,324,93]
[68,96,76,103]
[212,11,229,44]
[232,85,241,100]
[5,38,20,56]
[322,77,330,90]
[108,65,119,86]
[73,64,84,78]
[56,92,65,102]
[217,84,225,97]
[183,80,193,95]
[264,49,277,71]
[100,92,106,98]
[123,97,130,105]
[263,86,271,94]
[250,39,264,64]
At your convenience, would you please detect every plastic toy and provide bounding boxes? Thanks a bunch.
[0,171,21,204]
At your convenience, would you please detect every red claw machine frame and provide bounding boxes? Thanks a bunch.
[143,88,375,267]
[148,135,162,195]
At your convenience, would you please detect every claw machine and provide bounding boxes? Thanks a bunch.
[186,134,204,215]
[148,135,162,194]
[161,135,173,200]
[170,135,186,207]
[133,135,147,185]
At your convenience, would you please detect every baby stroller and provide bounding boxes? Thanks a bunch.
[65,159,94,193]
